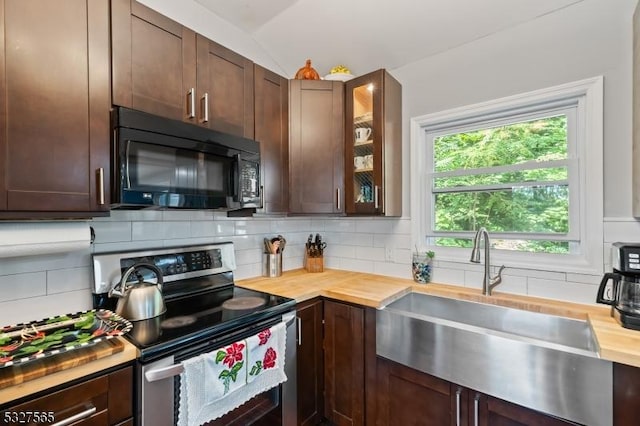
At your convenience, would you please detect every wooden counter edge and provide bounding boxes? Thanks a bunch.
[0,338,138,405]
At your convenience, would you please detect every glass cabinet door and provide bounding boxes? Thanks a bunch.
[352,82,374,206]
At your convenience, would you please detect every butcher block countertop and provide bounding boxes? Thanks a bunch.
[0,337,138,405]
[238,269,640,368]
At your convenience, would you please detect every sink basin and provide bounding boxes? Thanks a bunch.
[383,292,597,354]
[377,292,612,426]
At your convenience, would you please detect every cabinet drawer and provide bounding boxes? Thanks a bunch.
[2,366,132,426]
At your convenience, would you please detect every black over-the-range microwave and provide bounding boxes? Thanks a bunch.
[111,107,261,210]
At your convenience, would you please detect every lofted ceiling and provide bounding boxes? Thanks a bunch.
[195,0,585,78]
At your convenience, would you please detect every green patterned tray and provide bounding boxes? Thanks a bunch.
[0,309,132,368]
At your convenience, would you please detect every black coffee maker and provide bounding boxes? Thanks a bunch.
[597,242,640,330]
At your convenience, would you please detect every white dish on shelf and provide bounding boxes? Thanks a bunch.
[323,73,355,82]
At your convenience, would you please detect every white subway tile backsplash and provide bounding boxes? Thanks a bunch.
[565,273,601,286]
[356,246,385,262]
[493,274,528,296]
[164,222,191,240]
[329,245,356,258]
[0,272,47,302]
[214,221,236,236]
[374,262,412,279]
[394,248,412,264]
[431,267,465,286]
[0,290,92,326]
[235,220,272,235]
[162,210,197,221]
[132,221,168,240]
[190,221,218,237]
[93,239,165,253]
[90,221,132,243]
[355,220,393,234]
[235,248,263,265]
[323,219,356,233]
[603,219,640,243]
[338,258,374,273]
[527,278,598,305]
[324,256,342,269]
[501,267,566,281]
[340,233,374,247]
[0,251,90,275]
[391,219,412,235]
[47,267,92,294]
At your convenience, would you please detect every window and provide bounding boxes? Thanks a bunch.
[410,77,603,274]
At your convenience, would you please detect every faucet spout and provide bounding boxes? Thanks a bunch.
[469,227,505,296]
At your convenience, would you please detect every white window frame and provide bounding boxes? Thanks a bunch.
[410,77,604,275]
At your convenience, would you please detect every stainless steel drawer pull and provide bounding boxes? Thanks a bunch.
[297,316,302,346]
[455,388,461,426]
[145,364,185,382]
[51,406,96,426]
[336,188,341,211]
[201,92,209,123]
[474,393,480,426]
[97,168,105,205]
[374,185,380,209]
[187,88,195,118]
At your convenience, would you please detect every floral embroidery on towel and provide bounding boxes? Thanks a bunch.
[216,342,245,394]
[249,328,278,376]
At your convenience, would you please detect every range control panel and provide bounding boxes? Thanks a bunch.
[120,249,222,279]
[91,242,236,294]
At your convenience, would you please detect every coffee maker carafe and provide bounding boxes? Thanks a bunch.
[597,242,640,330]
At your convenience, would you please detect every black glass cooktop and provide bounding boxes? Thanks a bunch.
[126,285,295,362]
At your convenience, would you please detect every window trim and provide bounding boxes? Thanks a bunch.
[410,76,604,275]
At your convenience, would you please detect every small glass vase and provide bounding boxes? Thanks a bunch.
[412,253,433,284]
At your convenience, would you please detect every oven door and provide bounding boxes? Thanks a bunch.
[138,312,296,426]
[113,128,242,210]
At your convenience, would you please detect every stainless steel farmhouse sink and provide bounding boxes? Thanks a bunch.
[377,292,612,426]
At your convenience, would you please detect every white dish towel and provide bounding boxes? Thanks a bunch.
[177,321,287,426]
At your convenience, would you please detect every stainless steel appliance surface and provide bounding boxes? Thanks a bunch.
[598,242,640,330]
[111,107,261,210]
[92,242,297,426]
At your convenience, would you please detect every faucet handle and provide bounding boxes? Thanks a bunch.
[488,265,506,294]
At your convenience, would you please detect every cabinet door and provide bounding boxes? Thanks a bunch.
[255,65,289,214]
[289,80,345,214]
[376,357,464,426]
[2,365,133,426]
[324,300,364,426]
[111,0,197,122]
[475,394,576,426]
[296,299,324,426]
[614,362,640,426]
[344,69,401,216]
[196,35,254,137]
[0,0,110,215]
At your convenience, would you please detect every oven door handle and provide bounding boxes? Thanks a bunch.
[283,311,296,327]
[145,363,185,383]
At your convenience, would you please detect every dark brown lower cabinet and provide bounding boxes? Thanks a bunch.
[1,364,133,425]
[376,357,575,426]
[297,298,324,426]
[614,362,640,426]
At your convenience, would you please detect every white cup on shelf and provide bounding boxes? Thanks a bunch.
[355,128,371,143]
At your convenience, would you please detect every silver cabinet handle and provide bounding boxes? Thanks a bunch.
[260,185,264,209]
[336,188,341,211]
[187,88,195,118]
[97,168,105,205]
[455,388,461,426]
[125,140,132,189]
[374,185,380,209]
[474,393,480,426]
[145,364,185,383]
[51,406,96,426]
[297,316,302,346]
[201,92,209,123]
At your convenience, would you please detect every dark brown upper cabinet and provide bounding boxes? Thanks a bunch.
[112,0,255,138]
[111,0,197,123]
[255,65,289,214]
[289,80,345,215]
[197,36,254,138]
[0,0,110,218]
[345,69,402,216]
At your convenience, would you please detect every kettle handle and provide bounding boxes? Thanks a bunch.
[109,262,164,298]
[596,272,618,305]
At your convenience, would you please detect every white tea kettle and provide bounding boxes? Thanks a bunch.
[109,262,166,321]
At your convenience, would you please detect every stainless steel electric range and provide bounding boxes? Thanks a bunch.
[91,242,297,426]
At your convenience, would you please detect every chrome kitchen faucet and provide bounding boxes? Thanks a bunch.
[470,227,505,295]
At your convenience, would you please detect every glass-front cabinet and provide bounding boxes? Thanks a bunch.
[345,69,402,216]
